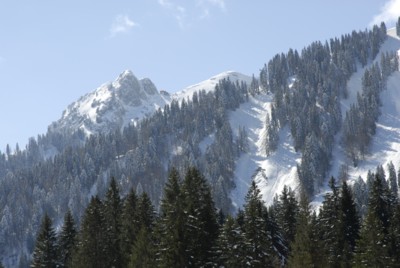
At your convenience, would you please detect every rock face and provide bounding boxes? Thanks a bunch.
[49,70,169,136]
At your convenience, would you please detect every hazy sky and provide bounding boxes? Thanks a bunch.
[0,0,399,149]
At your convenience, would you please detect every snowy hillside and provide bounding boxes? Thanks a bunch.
[228,28,400,208]
[172,71,253,102]
[338,29,400,182]
[49,70,251,137]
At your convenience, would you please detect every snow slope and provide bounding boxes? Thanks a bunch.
[172,71,253,102]
[340,29,400,182]
[229,94,301,207]
[229,28,400,208]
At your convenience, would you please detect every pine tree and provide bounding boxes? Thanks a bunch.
[317,177,342,266]
[388,161,398,201]
[155,168,186,268]
[31,214,58,268]
[103,177,122,268]
[128,226,156,268]
[216,215,248,268]
[274,185,298,251]
[339,180,360,266]
[243,181,274,267]
[58,209,76,268]
[354,175,391,267]
[354,208,390,267]
[389,204,400,264]
[180,167,219,267]
[136,192,155,230]
[72,196,107,268]
[287,192,313,268]
[120,188,139,267]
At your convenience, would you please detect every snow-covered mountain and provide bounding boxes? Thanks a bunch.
[49,70,169,136]
[226,28,400,208]
[49,70,252,137]
[172,71,253,102]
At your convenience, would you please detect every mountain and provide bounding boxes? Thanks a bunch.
[1,24,400,266]
[48,70,252,137]
[228,28,400,208]
[48,70,169,136]
[172,71,253,102]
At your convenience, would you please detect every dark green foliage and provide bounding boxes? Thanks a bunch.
[354,174,393,267]
[389,204,400,264]
[72,196,107,268]
[388,161,398,202]
[243,181,274,267]
[265,109,279,156]
[354,207,390,267]
[120,189,139,267]
[58,210,76,268]
[272,185,298,263]
[216,216,248,267]
[103,177,123,268]
[155,168,186,267]
[287,192,313,268]
[317,177,342,266]
[180,167,219,267]
[128,227,156,268]
[31,214,58,268]
[340,180,360,253]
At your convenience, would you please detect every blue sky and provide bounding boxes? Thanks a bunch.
[0,0,399,149]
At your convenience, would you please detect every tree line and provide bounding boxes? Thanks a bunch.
[29,166,400,267]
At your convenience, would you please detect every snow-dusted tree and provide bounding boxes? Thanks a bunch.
[31,214,58,268]
[243,181,275,266]
[273,185,298,254]
[388,161,398,200]
[180,167,219,266]
[216,216,248,267]
[103,177,122,268]
[155,168,186,268]
[265,110,279,156]
[287,192,313,268]
[58,209,76,268]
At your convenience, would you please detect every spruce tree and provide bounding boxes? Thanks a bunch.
[129,226,156,268]
[389,204,400,264]
[155,168,186,267]
[120,188,139,267]
[354,208,390,267]
[136,192,155,230]
[318,177,341,266]
[103,177,122,268]
[274,185,298,252]
[388,161,398,201]
[243,181,274,267]
[58,209,76,268]
[340,180,360,248]
[216,215,248,268]
[31,214,58,268]
[287,192,313,268]
[354,175,391,266]
[72,196,107,268]
[180,167,219,267]
[339,180,360,266]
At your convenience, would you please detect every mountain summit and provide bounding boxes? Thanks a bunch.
[49,70,168,136]
[48,70,251,137]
